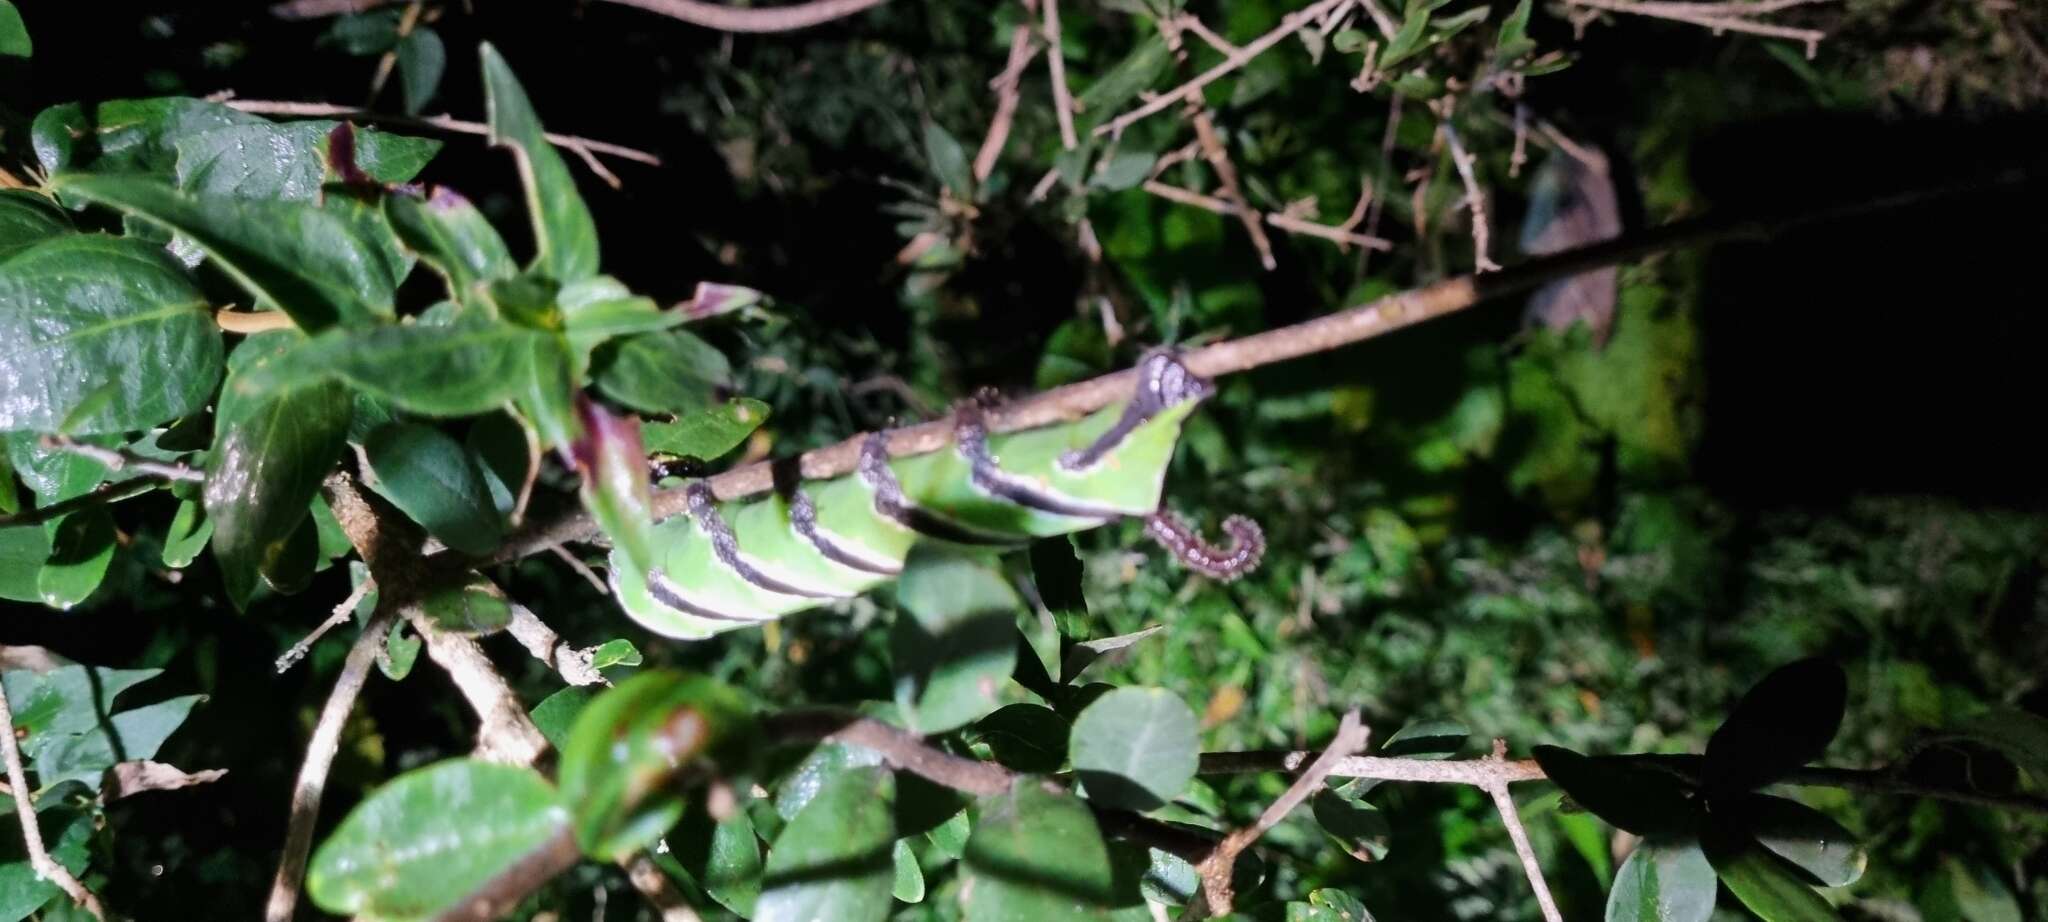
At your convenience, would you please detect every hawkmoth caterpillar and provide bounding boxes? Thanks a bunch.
[609,353,1264,639]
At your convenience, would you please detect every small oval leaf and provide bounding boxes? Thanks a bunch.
[755,766,897,922]
[1532,746,1699,837]
[1070,687,1199,812]
[1704,657,1848,793]
[1606,838,1716,922]
[963,780,1117,921]
[364,421,505,555]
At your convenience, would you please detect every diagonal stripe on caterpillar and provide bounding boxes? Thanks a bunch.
[609,352,1265,639]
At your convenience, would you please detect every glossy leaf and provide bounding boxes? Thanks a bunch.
[306,759,569,919]
[1312,789,1391,862]
[1703,822,1842,922]
[1532,746,1698,837]
[363,422,505,555]
[572,397,656,576]
[36,506,113,609]
[558,670,752,860]
[3,664,160,747]
[51,173,399,330]
[891,553,1022,735]
[1380,719,1469,759]
[962,780,1116,921]
[238,318,548,418]
[756,766,897,922]
[974,703,1070,773]
[34,97,265,176]
[160,498,212,569]
[384,186,516,296]
[1606,838,1715,922]
[206,332,353,609]
[669,804,765,917]
[0,190,70,259]
[0,234,221,434]
[891,839,925,903]
[588,638,641,670]
[481,43,599,282]
[529,685,595,752]
[1948,707,2048,783]
[1070,687,1199,812]
[0,524,52,604]
[173,120,438,200]
[1734,794,1864,888]
[1286,888,1374,921]
[593,328,731,416]
[642,398,769,460]
[465,410,532,516]
[1704,657,1847,793]
[775,742,887,820]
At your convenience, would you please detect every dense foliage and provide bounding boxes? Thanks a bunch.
[1,0,2044,920]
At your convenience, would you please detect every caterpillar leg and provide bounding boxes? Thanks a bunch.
[1145,510,1265,581]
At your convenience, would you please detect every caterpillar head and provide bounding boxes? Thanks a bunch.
[1134,350,1212,412]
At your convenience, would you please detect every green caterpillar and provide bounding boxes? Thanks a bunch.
[608,353,1264,639]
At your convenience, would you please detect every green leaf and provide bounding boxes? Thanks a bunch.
[1531,746,1698,837]
[529,686,595,753]
[0,809,92,922]
[397,27,447,116]
[589,638,642,670]
[1286,888,1374,921]
[238,318,549,418]
[1948,707,2048,783]
[755,766,897,922]
[1605,838,1715,922]
[51,173,398,330]
[669,805,765,916]
[892,839,925,903]
[1734,794,1864,888]
[1075,36,1171,133]
[891,553,1023,734]
[0,190,70,259]
[36,507,114,609]
[173,121,439,200]
[34,98,265,176]
[974,703,1070,773]
[1,523,53,604]
[381,618,421,681]
[1377,6,1433,70]
[481,43,599,283]
[1920,857,2022,922]
[160,498,213,569]
[642,399,769,460]
[558,671,753,860]
[571,397,656,577]
[418,574,513,634]
[31,694,203,791]
[962,780,1116,921]
[1380,719,1469,759]
[775,742,887,820]
[1703,657,1846,793]
[925,122,973,200]
[1089,152,1156,192]
[206,332,353,609]
[1703,822,1841,922]
[363,422,505,555]
[307,759,569,919]
[466,411,532,516]
[320,10,402,55]
[1070,687,1198,812]
[1496,0,1536,58]
[1311,789,1391,862]
[385,186,516,299]
[593,328,731,416]
[0,0,27,59]
[0,234,221,435]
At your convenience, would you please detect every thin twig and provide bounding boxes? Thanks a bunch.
[1144,180,1392,251]
[269,0,397,18]
[265,604,399,922]
[1440,122,1500,272]
[1043,0,1080,151]
[1097,0,1351,137]
[1179,15,1243,54]
[220,99,661,172]
[0,479,160,529]
[761,711,1014,796]
[276,577,378,674]
[0,687,109,920]
[1485,740,1564,922]
[974,20,1041,182]
[505,603,608,687]
[476,169,2036,562]
[621,854,707,922]
[592,0,889,32]
[1562,0,1828,56]
[1159,15,1278,270]
[39,434,205,483]
[547,544,611,595]
[1192,711,1369,917]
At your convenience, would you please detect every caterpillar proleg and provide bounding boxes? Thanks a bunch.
[609,352,1264,639]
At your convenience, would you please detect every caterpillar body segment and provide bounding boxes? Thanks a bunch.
[611,353,1245,640]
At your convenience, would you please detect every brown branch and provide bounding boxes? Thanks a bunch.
[39,434,205,483]
[1192,711,1369,917]
[505,603,608,687]
[1201,749,1548,784]
[220,99,662,172]
[0,686,109,920]
[265,604,399,922]
[761,711,1014,796]
[592,0,889,33]
[1097,0,1351,137]
[1440,122,1500,272]
[974,20,1041,183]
[1562,0,1829,56]
[1159,15,1278,271]
[0,478,161,529]
[621,854,708,922]
[275,576,377,674]
[1144,180,1392,252]
[1483,740,1563,922]
[1042,0,1080,151]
